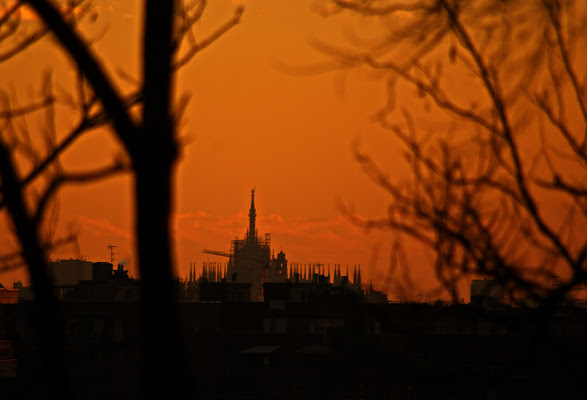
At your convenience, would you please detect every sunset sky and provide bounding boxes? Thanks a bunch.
[1,0,584,300]
[0,0,425,297]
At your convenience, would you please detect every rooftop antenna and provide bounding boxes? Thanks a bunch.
[107,244,118,266]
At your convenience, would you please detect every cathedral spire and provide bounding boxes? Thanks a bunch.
[248,188,256,240]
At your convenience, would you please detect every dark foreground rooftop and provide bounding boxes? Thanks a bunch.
[1,300,586,399]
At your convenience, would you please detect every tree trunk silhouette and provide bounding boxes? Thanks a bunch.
[1,0,242,397]
[0,142,70,399]
[133,3,189,395]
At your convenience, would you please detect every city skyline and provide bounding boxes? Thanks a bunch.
[1,1,586,398]
[1,0,585,302]
[0,0,429,296]
[0,1,418,294]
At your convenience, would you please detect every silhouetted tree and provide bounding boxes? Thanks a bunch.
[319,0,586,306]
[0,0,243,398]
[310,2,587,396]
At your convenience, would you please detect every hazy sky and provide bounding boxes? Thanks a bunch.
[0,0,438,297]
[2,0,583,300]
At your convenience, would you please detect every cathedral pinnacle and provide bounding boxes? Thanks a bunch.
[248,188,256,240]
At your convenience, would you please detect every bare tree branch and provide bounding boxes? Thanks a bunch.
[25,0,138,152]
[174,3,243,68]
[324,0,587,304]
[34,159,129,225]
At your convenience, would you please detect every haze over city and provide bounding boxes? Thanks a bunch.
[0,0,443,298]
[1,1,587,399]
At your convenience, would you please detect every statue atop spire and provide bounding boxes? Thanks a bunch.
[248,188,256,241]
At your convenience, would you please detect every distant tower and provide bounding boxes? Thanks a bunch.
[248,188,256,241]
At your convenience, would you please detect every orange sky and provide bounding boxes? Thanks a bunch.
[0,0,426,298]
[1,0,584,301]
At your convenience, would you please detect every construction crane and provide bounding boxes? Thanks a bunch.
[202,249,231,258]
[202,249,270,269]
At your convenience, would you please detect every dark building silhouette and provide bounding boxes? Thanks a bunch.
[18,259,139,302]
[0,284,18,305]
[471,278,505,308]
[3,298,587,399]
[194,190,367,302]
[198,280,251,303]
[64,262,138,302]
[7,193,586,399]
[223,189,287,301]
